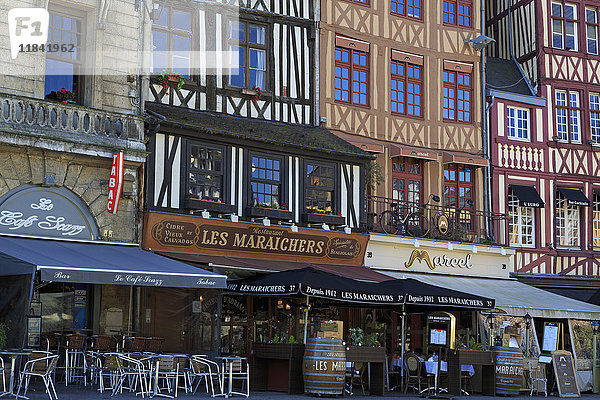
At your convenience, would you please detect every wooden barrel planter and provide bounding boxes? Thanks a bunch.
[302,338,346,395]
[492,346,524,395]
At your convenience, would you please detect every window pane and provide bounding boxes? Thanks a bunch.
[45,59,75,97]
[249,25,266,45]
[173,10,191,31]
[229,21,245,41]
[229,45,245,87]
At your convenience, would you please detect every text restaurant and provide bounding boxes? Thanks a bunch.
[366,233,600,393]
[0,184,226,355]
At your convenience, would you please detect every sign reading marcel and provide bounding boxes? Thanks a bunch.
[143,212,368,265]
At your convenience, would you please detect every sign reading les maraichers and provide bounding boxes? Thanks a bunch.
[144,212,367,265]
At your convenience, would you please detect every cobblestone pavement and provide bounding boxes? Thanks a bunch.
[11,383,597,400]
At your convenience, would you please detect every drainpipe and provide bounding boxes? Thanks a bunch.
[481,0,493,242]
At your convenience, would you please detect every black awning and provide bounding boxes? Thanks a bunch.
[558,188,591,207]
[509,184,545,208]
[226,267,495,310]
[0,236,227,288]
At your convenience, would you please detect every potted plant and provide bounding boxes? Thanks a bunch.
[345,328,386,362]
[301,208,346,226]
[247,200,293,220]
[156,69,185,95]
[184,193,236,214]
[55,88,76,103]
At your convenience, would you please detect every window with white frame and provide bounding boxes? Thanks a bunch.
[551,2,578,50]
[594,192,600,247]
[556,190,580,247]
[587,7,599,54]
[591,93,600,143]
[506,106,529,140]
[508,190,534,247]
[555,90,581,143]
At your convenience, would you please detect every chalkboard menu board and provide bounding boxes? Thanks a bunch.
[551,350,580,398]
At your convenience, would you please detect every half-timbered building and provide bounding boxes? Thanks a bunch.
[486,1,600,295]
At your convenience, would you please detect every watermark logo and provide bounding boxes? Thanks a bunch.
[8,8,49,59]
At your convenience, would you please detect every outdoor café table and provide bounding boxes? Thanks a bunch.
[422,360,475,394]
[215,356,247,398]
[0,349,33,397]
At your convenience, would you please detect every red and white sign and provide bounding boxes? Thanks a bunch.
[107,152,124,214]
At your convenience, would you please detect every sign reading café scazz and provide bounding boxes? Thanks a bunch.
[143,212,368,265]
[0,185,99,240]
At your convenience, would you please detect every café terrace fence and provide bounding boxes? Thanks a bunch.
[366,195,508,246]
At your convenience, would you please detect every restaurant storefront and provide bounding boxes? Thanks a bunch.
[0,185,226,352]
[365,233,600,391]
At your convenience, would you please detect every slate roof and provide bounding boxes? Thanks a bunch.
[486,57,534,96]
[146,102,373,160]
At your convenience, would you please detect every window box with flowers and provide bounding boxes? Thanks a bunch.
[184,194,237,214]
[301,209,346,226]
[246,202,293,220]
[154,70,188,96]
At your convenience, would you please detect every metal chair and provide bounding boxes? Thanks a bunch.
[527,359,547,397]
[64,333,86,385]
[404,353,425,394]
[98,353,123,394]
[83,351,102,389]
[154,356,178,398]
[221,357,249,398]
[189,356,221,397]
[116,353,151,398]
[0,357,6,394]
[15,353,59,400]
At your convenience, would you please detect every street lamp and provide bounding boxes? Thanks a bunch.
[523,313,532,358]
[593,321,600,393]
[464,35,496,51]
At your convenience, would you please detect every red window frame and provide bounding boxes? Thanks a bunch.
[391,60,423,118]
[390,0,423,20]
[392,157,423,205]
[443,69,472,123]
[443,0,472,27]
[443,164,474,209]
[335,45,370,107]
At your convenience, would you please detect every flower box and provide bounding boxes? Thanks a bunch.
[301,213,346,226]
[184,198,236,214]
[246,207,293,220]
[345,345,386,363]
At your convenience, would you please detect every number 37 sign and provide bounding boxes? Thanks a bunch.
[107,152,124,214]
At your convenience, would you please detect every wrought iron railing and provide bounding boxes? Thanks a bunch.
[366,195,507,246]
[0,93,144,142]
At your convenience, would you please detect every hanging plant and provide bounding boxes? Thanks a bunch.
[251,86,262,102]
[156,69,185,95]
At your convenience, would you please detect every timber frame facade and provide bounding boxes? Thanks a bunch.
[319,0,506,244]
[143,0,371,230]
[487,0,600,277]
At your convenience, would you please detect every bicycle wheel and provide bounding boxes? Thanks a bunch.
[406,212,430,238]
[379,210,400,235]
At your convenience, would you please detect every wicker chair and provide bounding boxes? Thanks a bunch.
[64,334,86,385]
[404,353,425,394]
[125,337,147,353]
[144,337,165,353]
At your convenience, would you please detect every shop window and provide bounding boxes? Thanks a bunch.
[508,190,534,247]
[443,68,472,122]
[555,90,581,143]
[392,157,422,209]
[152,7,192,77]
[391,0,422,19]
[506,106,529,141]
[335,43,369,106]
[590,93,600,143]
[228,21,267,90]
[586,7,599,54]
[443,0,471,27]
[44,11,84,104]
[594,192,600,247]
[250,154,281,207]
[391,59,423,118]
[305,162,335,213]
[556,190,580,247]
[551,2,578,50]
[188,143,224,202]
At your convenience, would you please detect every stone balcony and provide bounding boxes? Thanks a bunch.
[0,93,146,162]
